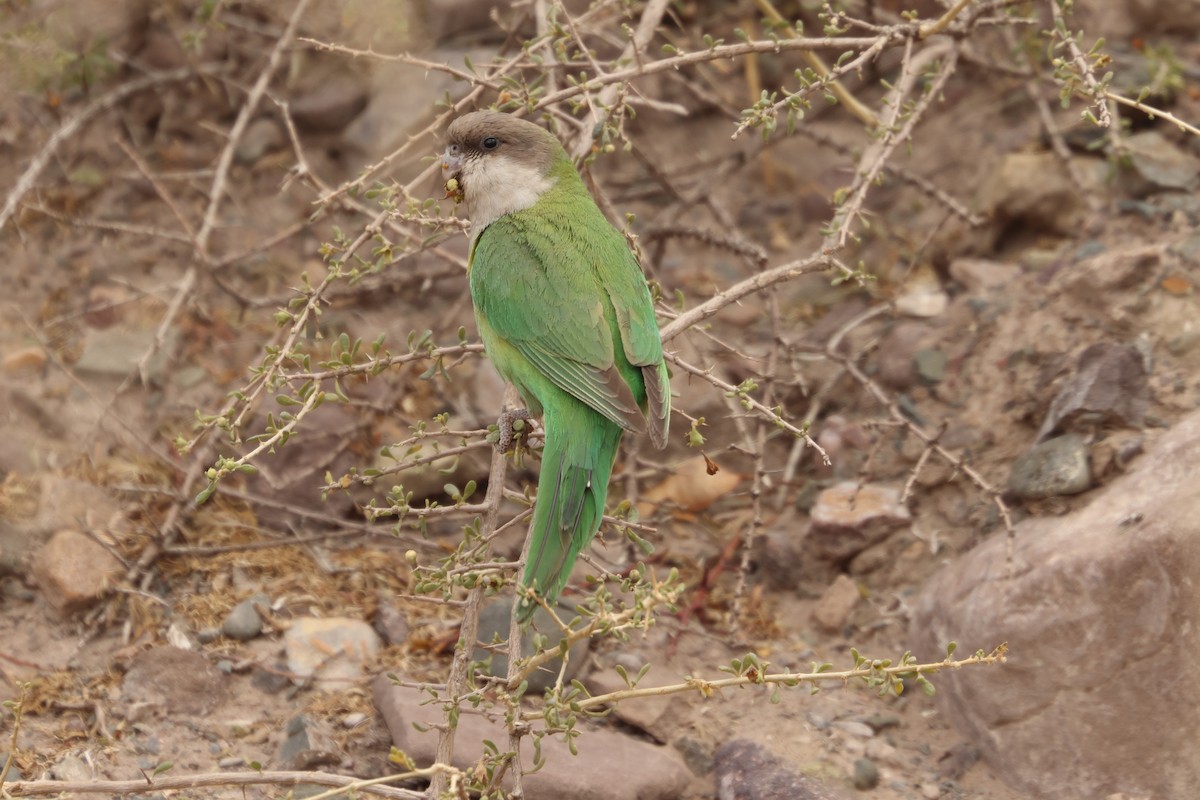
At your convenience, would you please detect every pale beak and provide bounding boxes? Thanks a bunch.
[441,149,464,181]
[441,148,465,202]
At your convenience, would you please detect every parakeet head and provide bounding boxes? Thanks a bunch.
[441,111,562,231]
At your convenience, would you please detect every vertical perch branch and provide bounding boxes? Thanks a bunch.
[430,439,511,797]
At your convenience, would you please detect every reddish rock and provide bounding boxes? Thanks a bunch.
[912,410,1200,799]
[811,574,862,633]
[31,530,123,613]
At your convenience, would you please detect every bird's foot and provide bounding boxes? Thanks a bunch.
[496,407,533,453]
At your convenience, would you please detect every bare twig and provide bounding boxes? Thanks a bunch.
[4,770,426,799]
[0,66,203,232]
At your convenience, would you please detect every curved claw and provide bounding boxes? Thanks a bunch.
[497,408,534,453]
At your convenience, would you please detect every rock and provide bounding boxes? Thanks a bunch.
[715,739,850,800]
[894,267,949,318]
[947,258,1021,294]
[756,513,808,591]
[1,347,46,377]
[122,647,225,716]
[674,733,715,776]
[1036,342,1149,441]
[74,328,171,384]
[289,71,369,133]
[914,349,947,384]
[284,617,382,688]
[585,657,690,743]
[1128,0,1200,34]
[1118,131,1200,197]
[31,530,123,613]
[811,574,861,633]
[251,661,292,695]
[1007,434,1091,499]
[831,720,875,738]
[372,602,410,646]
[84,284,134,329]
[807,482,912,563]
[875,322,932,390]
[222,595,266,641]
[277,715,341,770]
[342,49,484,163]
[373,676,691,800]
[473,598,589,694]
[51,753,92,782]
[1170,232,1200,265]
[852,758,879,790]
[35,475,125,535]
[981,151,1100,236]
[0,753,23,782]
[912,410,1200,799]
[233,117,283,165]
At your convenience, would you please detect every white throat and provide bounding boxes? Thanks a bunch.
[463,156,556,236]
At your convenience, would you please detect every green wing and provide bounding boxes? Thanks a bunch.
[468,205,662,431]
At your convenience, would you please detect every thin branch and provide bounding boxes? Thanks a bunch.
[4,770,426,799]
[0,66,204,232]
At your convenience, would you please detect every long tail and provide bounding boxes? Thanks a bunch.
[518,397,623,622]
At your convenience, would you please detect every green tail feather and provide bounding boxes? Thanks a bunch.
[517,398,623,623]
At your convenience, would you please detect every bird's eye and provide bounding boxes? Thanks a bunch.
[481,136,499,150]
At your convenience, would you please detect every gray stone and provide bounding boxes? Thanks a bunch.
[277,715,341,771]
[473,598,589,694]
[807,482,911,564]
[832,720,875,738]
[289,71,369,133]
[853,758,879,790]
[914,348,947,384]
[284,617,382,688]
[221,595,266,641]
[342,712,367,728]
[673,733,715,776]
[372,602,410,646]
[51,753,92,782]
[0,753,23,782]
[947,258,1021,294]
[1007,434,1092,499]
[875,322,931,390]
[122,647,225,716]
[715,739,850,800]
[1037,342,1149,441]
[251,661,292,695]
[373,675,691,800]
[1169,232,1200,265]
[74,328,172,384]
[913,410,1200,799]
[233,117,283,164]
[1119,130,1200,197]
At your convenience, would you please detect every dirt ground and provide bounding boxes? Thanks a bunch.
[0,1,1198,799]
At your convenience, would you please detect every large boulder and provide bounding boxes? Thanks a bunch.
[911,411,1200,798]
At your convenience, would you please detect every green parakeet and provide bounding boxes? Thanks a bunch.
[441,111,670,621]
